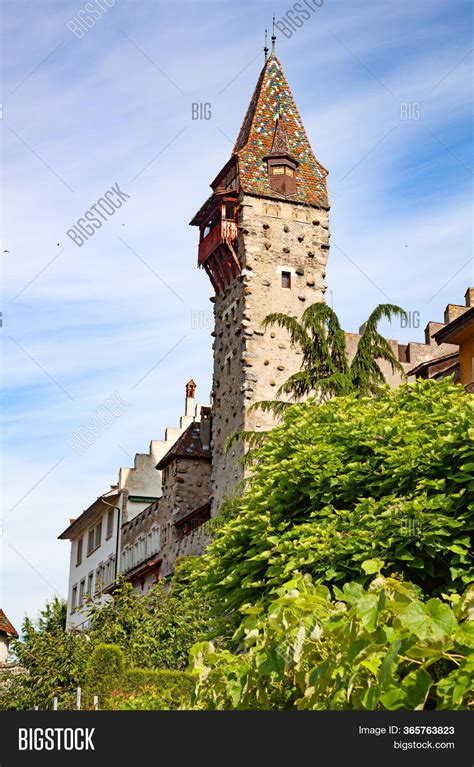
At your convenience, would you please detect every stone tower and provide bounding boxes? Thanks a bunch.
[191,49,330,514]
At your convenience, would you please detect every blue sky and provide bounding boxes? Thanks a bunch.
[1,0,472,632]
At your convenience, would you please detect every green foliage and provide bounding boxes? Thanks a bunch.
[190,573,474,710]
[109,669,194,710]
[261,302,407,402]
[3,558,211,709]
[0,597,90,710]
[85,644,125,702]
[227,302,407,460]
[202,380,474,634]
[86,556,212,670]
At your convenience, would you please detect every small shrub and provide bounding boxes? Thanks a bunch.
[108,669,194,710]
[85,644,125,703]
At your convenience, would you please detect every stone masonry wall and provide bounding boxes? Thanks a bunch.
[154,456,212,576]
[211,193,330,514]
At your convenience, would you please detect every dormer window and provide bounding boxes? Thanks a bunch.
[264,117,298,196]
[266,157,298,195]
[272,166,294,177]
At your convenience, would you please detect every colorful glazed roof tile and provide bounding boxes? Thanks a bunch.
[0,609,18,638]
[156,422,211,469]
[233,55,328,209]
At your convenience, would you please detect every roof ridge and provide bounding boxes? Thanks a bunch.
[233,58,270,153]
[156,420,210,470]
[0,608,18,638]
[231,55,329,208]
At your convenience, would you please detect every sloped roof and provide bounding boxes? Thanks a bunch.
[156,421,211,470]
[233,55,328,208]
[407,352,459,379]
[0,609,18,638]
[433,306,474,345]
[58,491,119,540]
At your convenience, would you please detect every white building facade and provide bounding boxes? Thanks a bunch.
[59,381,208,628]
[59,489,121,629]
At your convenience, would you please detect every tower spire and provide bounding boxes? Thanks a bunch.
[271,15,276,57]
[264,28,268,62]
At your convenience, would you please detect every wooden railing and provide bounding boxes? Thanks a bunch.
[198,220,237,266]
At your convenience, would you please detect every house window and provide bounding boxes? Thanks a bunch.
[106,510,114,539]
[79,579,85,607]
[104,555,115,586]
[71,585,77,613]
[95,565,103,594]
[87,521,102,556]
[95,521,102,548]
[281,271,292,289]
[76,537,83,566]
[87,572,94,597]
[285,167,295,176]
[273,166,285,175]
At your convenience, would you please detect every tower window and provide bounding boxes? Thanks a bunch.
[281,271,291,289]
[224,201,236,220]
[272,166,294,176]
[224,351,233,374]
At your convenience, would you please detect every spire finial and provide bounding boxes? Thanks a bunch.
[271,15,276,57]
[264,28,269,62]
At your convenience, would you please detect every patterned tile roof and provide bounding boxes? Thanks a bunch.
[156,421,211,469]
[233,55,328,209]
[0,609,18,638]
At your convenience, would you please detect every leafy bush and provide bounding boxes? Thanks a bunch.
[1,598,90,710]
[86,557,212,670]
[3,557,211,710]
[108,670,194,710]
[203,380,474,633]
[190,571,474,710]
[85,644,125,702]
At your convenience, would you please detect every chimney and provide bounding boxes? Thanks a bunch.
[185,379,196,418]
[200,406,212,451]
[465,287,474,308]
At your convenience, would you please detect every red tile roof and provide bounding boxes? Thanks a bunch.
[156,422,211,469]
[233,55,328,209]
[0,609,18,638]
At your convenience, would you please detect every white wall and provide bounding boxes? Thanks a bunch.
[0,635,9,663]
[66,502,120,629]
[63,395,210,627]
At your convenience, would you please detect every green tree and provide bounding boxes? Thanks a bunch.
[2,597,90,710]
[86,556,212,670]
[190,572,474,710]
[260,302,407,405]
[2,558,212,709]
[204,379,474,635]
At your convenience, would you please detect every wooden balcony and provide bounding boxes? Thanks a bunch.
[198,219,238,266]
[198,219,240,294]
